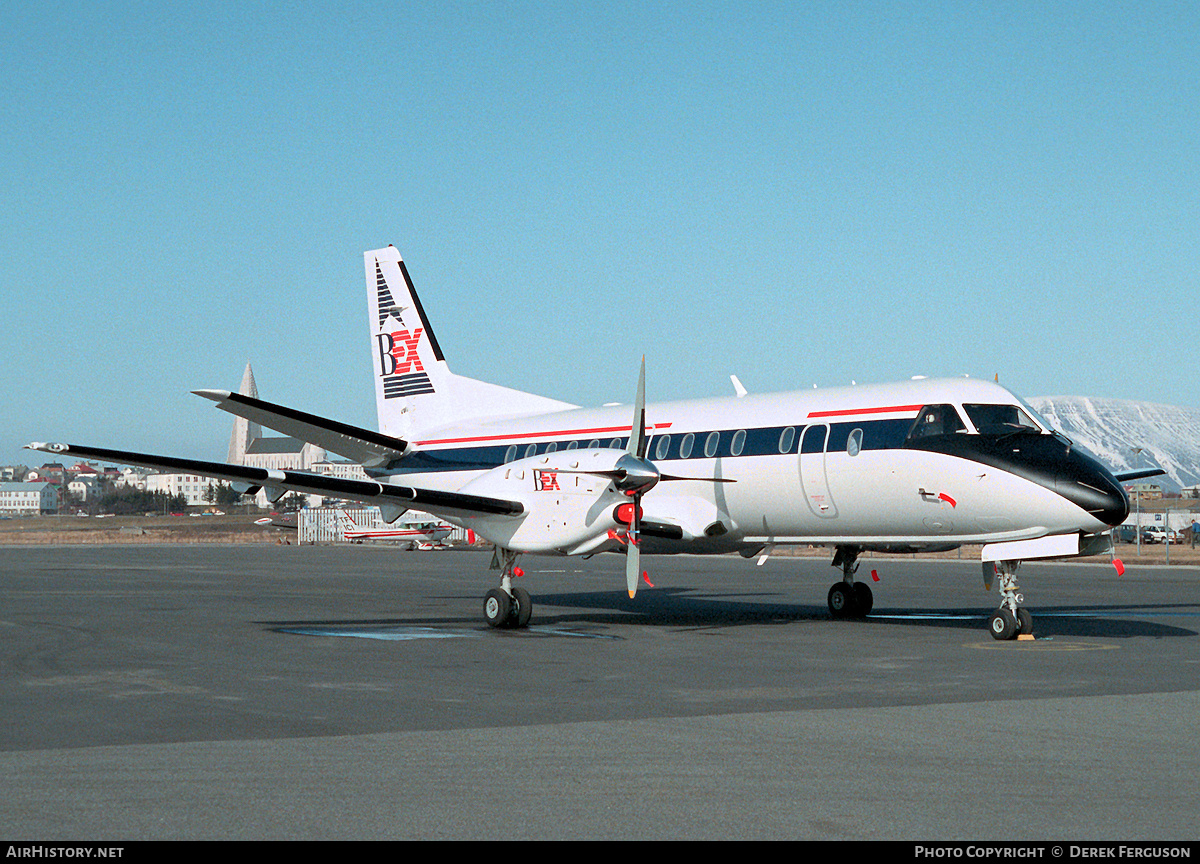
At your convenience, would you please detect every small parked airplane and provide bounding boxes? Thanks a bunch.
[29,245,1161,639]
[333,509,452,548]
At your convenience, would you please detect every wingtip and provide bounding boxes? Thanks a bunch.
[192,389,232,401]
[25,442,70,454]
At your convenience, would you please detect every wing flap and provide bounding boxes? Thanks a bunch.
[25,442,523,519]
[192,390,407,467]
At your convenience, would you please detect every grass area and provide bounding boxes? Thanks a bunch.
[0,513,293,545]
[2,513,1197,563]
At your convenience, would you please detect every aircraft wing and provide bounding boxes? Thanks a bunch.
[192,389,407,468]
[24,442,523,520]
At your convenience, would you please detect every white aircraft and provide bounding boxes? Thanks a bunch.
[29,245,1161,639]
[333,509,452,547]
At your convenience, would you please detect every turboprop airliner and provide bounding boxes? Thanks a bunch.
[29,245,1160,640]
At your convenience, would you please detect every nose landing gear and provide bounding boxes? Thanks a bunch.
[985,560,1033,640]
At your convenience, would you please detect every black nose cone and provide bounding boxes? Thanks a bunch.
[1056,456,1129,527]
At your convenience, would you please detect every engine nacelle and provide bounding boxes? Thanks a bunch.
[458,448,631,553]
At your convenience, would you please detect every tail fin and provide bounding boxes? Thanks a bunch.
[366,246,576,440]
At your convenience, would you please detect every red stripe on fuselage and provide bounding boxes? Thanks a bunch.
[806,404,924,419]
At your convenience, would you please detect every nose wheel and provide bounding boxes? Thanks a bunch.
[986,560,1034,640]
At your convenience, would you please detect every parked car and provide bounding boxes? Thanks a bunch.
[1142,527,1168,544]
[1113,525,1139,544]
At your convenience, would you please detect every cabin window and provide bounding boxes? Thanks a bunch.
[679,433,695,459]
[565,440,578,450]
[608,438,622,449]
[587,439,600,449]
[704,431,720,458]
[907,405,966,440]
[655,435,671,460]
[730,430,746,456]
[504,445,518,463]
[847,428,863,457]
[778,426,796,454]
[544,442,557,454]
[524,444,537,459]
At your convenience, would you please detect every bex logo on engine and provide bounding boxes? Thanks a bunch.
[534,470,560,492]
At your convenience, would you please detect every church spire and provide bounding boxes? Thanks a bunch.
[225,362,262,464]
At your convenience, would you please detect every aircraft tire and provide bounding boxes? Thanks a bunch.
[989,608,1017,641]
[853,581,873,616]
[483,589,512,628]
[1015,607,1033,636]
[511,587,533,628]
[827,583,858,618]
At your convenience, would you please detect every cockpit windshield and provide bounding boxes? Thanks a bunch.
[907,404,967,440]
[963,403,1042,436]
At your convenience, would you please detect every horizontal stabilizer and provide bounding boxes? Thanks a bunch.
[1114,468,1167,483]
[193,389,407,468]
[25,442,523,519]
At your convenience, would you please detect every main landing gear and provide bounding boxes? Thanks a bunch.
[827,545,873,619]
[986,559,1033,641]
[483,547,533,629]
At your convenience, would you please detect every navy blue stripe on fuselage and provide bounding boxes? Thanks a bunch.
[373,418,914,477]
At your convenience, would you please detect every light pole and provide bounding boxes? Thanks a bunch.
[1130,447,1144,555]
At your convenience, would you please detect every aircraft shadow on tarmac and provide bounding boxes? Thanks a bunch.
[532,588,1198,639]
[261,587,1198,640]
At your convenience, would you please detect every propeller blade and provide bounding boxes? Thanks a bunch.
[626,490,642,598]
[657,473,737,483]
[628,356,647,460]
[624,357,651,598]
[626,535,640,599]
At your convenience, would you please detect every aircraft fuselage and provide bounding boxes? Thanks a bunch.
[375,376,1127,556]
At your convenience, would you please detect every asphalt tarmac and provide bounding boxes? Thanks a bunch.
[1,545,1197,841]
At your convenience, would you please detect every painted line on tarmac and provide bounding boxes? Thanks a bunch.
[278,624,618,642]
[279,626,479,641]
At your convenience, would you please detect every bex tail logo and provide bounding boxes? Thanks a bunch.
[376,328,436,398]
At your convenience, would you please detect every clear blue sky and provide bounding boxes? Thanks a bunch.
[4,1,1197,469]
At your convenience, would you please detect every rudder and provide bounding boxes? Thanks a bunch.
[365,246,575,440]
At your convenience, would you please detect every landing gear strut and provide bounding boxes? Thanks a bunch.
[987,559,1033,640]
[827,545,872,618]
[484,547,533,629]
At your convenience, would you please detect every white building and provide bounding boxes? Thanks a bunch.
[303,460,370,507]
[225,363,327,507]
[114,469,149,490]
[0,482,58,515]
[144,473,217,507]
[67,475,103,503]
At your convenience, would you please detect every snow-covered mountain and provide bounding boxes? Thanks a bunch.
[1028,396,1200,493]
